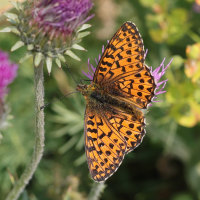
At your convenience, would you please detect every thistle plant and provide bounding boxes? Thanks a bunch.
[0,49,18,142]
[1,1,94,200]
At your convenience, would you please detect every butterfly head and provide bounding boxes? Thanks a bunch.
[76,84,98,97]
[76,84,89,96]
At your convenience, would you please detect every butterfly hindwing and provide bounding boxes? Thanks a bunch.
[84,105,126,182]
[108,65,156,109]
[84,100,147,182]
[101,104,146,154]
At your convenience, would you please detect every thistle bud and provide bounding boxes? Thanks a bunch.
[1,0,94,74]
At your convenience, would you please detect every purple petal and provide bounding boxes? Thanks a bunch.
[90,64,96,73]
[82,71,93,80]
[31,0,94,37]
[156,79,168,87]
[155,91,166,95]
[164,58,173,70]
[144,49,148,59]
[151,58,173,106]
[102,45,104,54]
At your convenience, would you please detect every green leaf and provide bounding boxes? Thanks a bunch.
[34,53,43,67]
[58,136,79,154]
[74,153,86,166]
[77,24,92,32]
[72,44,86,51]
[11,41,24,52]
[19,52,33,63]
[0,26,20,35]
[77,31,90,39]
[65,50,81,61]
[46,56,52,75]
[4,12,18,21]
[57,54,66,62]
[55,58,61,68]
[6,19,17,25]
[27,44,34,51]
[10,2,20,11]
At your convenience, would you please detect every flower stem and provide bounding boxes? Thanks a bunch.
[87,181,105,200]
[5,58,45,200]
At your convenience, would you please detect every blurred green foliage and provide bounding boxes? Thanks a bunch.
[1,0,200,199]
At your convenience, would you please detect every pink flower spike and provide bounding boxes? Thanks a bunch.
[0,49,18,99]
[156,79,168,87]
[151,58,172,106]
[144,49,148,59]
[82,71,93,80]
[95,58,98,65]
[90,64,95,72]
[153,58,165,78]
[88,63,93,75]
[102,45,104,54]
[164,58,173,71]
[99,54,101,61]
[155,91,166,95]
[158,81,167,92]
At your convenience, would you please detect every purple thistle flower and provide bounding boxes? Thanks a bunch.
[30,0,94,38]
[0,49,18,99]
[149,57,173,106]
[82,45,172,106]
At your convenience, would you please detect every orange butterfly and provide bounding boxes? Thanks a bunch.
[76,22,170,182]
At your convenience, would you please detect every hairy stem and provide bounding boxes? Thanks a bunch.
[87,181,105,200]
[5,58,45,200]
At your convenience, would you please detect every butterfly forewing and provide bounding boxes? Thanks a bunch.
[93,22,145,85]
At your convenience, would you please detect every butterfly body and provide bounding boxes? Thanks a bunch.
[76,83,144,121]
[78,22,156,182]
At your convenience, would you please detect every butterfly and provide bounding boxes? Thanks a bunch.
[76,21,156,182]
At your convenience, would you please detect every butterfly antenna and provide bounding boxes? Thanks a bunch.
[40,91,79,110]
[65,62,78,84]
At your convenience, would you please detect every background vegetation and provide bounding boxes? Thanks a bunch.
[1,0,200,199]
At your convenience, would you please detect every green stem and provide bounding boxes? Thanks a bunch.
[87,181,105,200]
[5,58,45,200]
